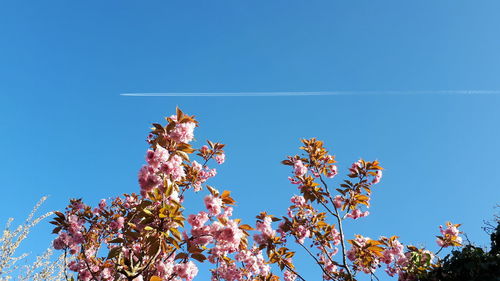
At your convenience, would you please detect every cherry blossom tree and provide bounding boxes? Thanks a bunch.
[51,108,463,281]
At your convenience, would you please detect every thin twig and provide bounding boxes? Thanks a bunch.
[296,239,336,280]
[317,173,353,278]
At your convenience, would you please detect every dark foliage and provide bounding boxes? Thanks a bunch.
[421,222,500,281]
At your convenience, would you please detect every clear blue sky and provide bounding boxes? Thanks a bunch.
[1,1,500,280]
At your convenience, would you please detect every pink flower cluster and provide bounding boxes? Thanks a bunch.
[188,201,246,273]
[66,247,107,281]
[293,160,307,177]
[138,165,161,196]
[109,216,125,230]
[287,195,308,218]
[290,195,306,206]
[200,145,209,154]
[332,195,343,209]
[283,270,297,281]
[234,249,270,278]
[346,208,370,220]
[210,220,244,254]
[326,164,338,178]
[209,249,270,281]
[436,222,462,247]
[215,153,225,164]
[349,160,363,175]
[295,225,311,244]
[253,216,276,245]
[162,154,186,182]
[331,227,342,246]
[139,147,187,196]
[53,215,85,254]
[168,115,196,144]
[192,161,217,191]
[188,211,210,229]
[347,235,380,274]
[146,145,169,169]
[188,211,212,247]
[372,170,382,184]
[174,261,199,281]
[154,252,176,280]
[211,262,240,281]
[204,195,223,216]
[319,253,340,280]
[380,238,408,277]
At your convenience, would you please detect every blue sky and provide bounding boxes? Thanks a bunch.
[1,1,500,280]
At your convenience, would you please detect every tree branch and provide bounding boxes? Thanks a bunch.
[296,239,336,280]
[317,173,353,279]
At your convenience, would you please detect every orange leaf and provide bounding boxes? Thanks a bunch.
[239,224,254,230]
[221,190,231,199]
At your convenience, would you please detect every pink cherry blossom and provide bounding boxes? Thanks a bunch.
[284,270,296,281]
[349,160,363,174]
[290,195,306,206]
[100,268,113,280]
[347,235,380,274]
[380,238,406,266]
[331,227,341,245]
[98,199,107,209]
[173,261,198,281]
[192,160,203,171]
[168,115,196,143]
[211,261,242,280]
[326,165,338,178]
[211,219,244,253]
[319,253,339,280]
[146,145,169,169]
[204,195,223,216]
[138,165,161,196]
[346,209,369,219]
[215,153,225,164]
[293,160,307,177]
[188,212,209,228]
[288,177,301,185]
[295,225,310,244]
[372,170,382,184]
[193,165,217,191]
[332,195,344,209]
[235,248,270,278]
[110,216,125,230]
[200,145,209,154]
[254,216,276,245]
[223,206,233,217]
[436,222,462,247]
[161,154,186,182]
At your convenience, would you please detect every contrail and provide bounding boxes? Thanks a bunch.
[120,90,500,97]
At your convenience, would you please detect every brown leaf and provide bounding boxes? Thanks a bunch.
[191,253,207,262]
[175,253,188,260]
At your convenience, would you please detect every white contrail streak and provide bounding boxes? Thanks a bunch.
[120,90,500,97]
